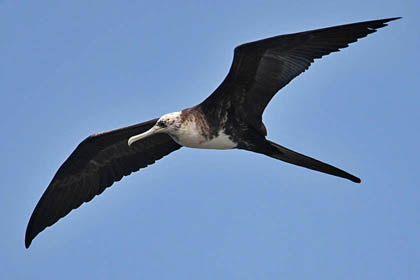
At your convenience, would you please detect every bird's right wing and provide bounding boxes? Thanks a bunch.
[200,18,400,133]
[25,118,182,248]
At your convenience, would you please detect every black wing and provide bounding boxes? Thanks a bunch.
[25,119,182,248]
[200,18,400,132]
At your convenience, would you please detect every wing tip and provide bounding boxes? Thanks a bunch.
[383,17,402,22]
[25,215,40,248]
[376,17,402,28]
[369,17,401,31]
[25,230,34,248]
[349,175,362,183]
[360,17,402,25]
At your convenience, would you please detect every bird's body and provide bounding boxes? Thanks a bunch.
[25,17,400,248]
[151,109,238,149]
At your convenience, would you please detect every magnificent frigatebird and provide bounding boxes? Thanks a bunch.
[25,17,400,248]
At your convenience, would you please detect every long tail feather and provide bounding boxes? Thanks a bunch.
[265,140,361,183]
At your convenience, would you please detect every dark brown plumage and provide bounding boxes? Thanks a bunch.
[25,17,399,248]
[25,120,181,248]
[200,18,401,135]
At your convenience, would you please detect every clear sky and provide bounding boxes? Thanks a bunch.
[1,1,419,279]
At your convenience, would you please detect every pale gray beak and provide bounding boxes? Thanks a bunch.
[128,126,164,146]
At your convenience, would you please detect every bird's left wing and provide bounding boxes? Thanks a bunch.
[25,118,181,248]
[200,18,400,132]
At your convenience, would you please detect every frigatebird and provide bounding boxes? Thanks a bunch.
[25,17,400,248]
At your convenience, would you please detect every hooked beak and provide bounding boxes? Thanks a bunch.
[128,126,164,146]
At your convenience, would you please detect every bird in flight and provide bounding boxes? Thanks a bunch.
[25,17,400,248]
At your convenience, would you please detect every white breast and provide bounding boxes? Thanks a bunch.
[170,121,237,150]
[194,131,237,149]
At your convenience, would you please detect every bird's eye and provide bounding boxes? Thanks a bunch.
[157,121,167,128]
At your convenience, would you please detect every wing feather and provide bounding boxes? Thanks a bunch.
[25,119,181,248]
[200,18,400,132]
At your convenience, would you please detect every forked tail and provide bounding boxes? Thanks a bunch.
[261,140,361,183]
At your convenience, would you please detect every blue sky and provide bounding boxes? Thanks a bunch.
[1,1,419,279]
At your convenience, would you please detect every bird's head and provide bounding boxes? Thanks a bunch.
[128,112,181,146]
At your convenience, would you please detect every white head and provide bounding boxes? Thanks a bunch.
[128,112,181,146]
